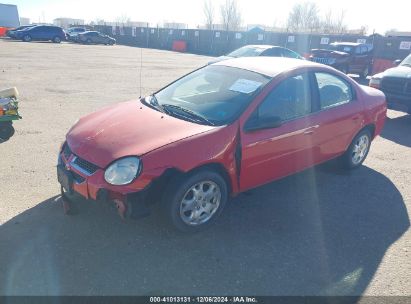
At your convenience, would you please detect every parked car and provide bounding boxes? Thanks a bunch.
[77,31,116,45]
[309,42,373,78]
[6,25,35,39]
[15,25,66,43]
[369,53,411,114]
[58,57,386,232]
[208,45,304,64]
[66,27,86,42]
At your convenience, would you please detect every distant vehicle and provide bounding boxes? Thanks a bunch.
[77,31,116,45]
[0,3,20,28]
[66,27,86,42]
[208,45,304,65]
[14,25,66,43]
[309,42,373,79]
[369,53,411,114]
[6,25,35,39]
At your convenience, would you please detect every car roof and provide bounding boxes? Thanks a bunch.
[240,44,283,50]
[213,57,322,77]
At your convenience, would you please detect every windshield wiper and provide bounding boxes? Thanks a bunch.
[162,104,215,126]
[401,63,411,67]
[142,94,166,113]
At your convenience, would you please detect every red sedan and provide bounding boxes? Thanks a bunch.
[58,57,387,232]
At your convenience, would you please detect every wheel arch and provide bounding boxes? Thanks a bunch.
[145,162,233,205]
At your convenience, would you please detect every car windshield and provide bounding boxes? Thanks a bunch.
[149,65,271,126]
[227,46,267,57]
[329,44,354,54]
[400,54,411,67]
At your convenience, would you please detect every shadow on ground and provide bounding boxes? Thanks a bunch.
[380,114,411,148]
[0,163,409,296]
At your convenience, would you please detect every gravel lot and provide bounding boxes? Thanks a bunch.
[0,39,410,297]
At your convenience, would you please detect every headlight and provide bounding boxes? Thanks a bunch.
[104,157,142,185]
[369,77,382,89]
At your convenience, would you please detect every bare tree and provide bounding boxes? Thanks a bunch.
[334,9,347,34]
[287,2,320,33]
[115,14,130,26]
[203,0,215,30]
[220,0,242,31]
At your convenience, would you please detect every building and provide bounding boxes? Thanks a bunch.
[53,18,84,29]
[19,17,30,25]
[163,22,187,29]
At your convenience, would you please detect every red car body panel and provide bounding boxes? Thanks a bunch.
[62,59,387,203]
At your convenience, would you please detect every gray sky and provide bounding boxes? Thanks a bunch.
[6,0,409,34]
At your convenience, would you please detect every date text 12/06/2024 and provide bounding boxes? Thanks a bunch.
[149,297,257,303]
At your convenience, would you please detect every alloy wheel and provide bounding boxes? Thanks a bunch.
[179,181,221,226]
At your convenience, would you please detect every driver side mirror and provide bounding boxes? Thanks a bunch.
[245,116,283,132]
[393,59,402,66]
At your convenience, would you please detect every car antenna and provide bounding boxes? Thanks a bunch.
[139,46,143,98]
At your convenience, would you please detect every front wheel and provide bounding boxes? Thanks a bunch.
[360,66,370,79]
[162,170,228,232]
[342,129,372,169]
[53,36,62,43]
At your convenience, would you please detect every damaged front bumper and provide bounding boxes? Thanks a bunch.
[57,145,151,219]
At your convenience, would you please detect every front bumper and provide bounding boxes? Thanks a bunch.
[383,93,411,113]
[57,146,151,219]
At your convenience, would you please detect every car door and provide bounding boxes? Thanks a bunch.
[353,45,367,73]
[310,71,364,161]
[240,72,319,191]
[30,26,43,40]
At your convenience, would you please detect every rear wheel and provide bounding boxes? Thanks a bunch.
[342,129,372,169]
[162,170,228,232]
[23,34,32,42]
[86,38,92,44]
[109,40,114,45]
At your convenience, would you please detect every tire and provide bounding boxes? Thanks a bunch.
[53,36,62,43]
[162,169,228,232]
[23,34,32,42]
[341,129,372,169]
[86,39,92,44]
[339,65,348,74]
[109,40,114,46]
[360,66,369,79]
[0,122,15,142]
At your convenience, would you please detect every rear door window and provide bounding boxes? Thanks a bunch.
[315,72,353,110]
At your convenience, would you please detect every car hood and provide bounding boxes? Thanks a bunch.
[310,49,350,58]
[382,66,411,78]
[66,100,216,168]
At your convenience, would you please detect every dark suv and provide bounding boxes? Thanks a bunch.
[309,42,373,78]
[369,54,411,114]
[15,25,66,43]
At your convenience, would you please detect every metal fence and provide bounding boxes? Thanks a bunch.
[93,25,411,62]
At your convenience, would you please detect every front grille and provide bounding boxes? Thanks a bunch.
[71,171,86,184]
[63,143,72,160]
[311,57,330,64]
[381,77,411,98]
[73,156,99,175]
